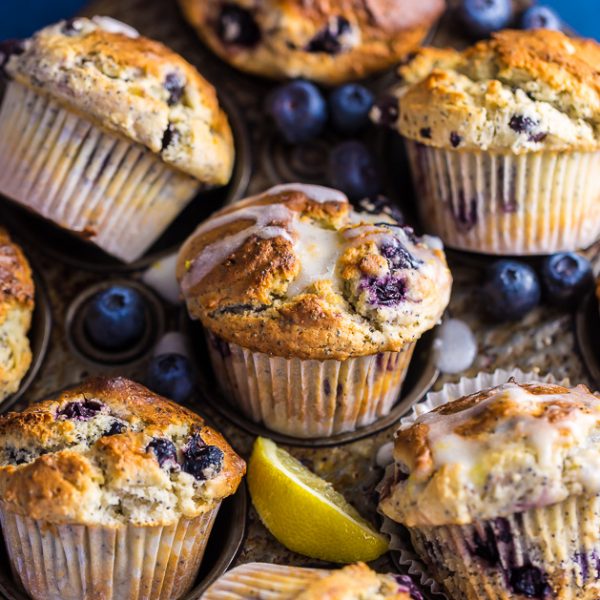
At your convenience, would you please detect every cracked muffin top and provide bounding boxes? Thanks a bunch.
[177,184,451,360]
[0,377,246,526]
[375,29,600,153]
[177,0,444,84]
[379,381,600,527]
[203,562,422,599]
[0,227,34,402]
[1,16,234,183]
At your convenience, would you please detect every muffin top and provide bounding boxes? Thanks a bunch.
[379,381,600,527]
[0,378,246,526]
[0,227,34,322]
[178,0,444,84]
[177,184,451,360]
[204,562,421,599]
[376,29,600,153]
[1,17,234,183]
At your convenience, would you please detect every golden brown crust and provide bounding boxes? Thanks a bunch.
[380,381,600,527]
[0,377,246,525]
[382,30,600,152]
[177,184,452,360]
[5,18,234,183]
[178,0,444,84]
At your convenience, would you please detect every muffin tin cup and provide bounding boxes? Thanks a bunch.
[380,368,571,600]
[0,502,221,600]
[0,81,200,263]
[206,332,416,439]
[405,141,600,255]
[575,292,600,388]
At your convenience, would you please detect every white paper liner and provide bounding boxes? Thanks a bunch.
[206,332,416,438]
[380,368,567,600]
[0,81,200,263]
[0,503,220,600]
[202,562,330,599]
[405,141,600,255]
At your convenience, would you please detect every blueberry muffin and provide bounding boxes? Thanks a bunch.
[0,228,33,401]
[0,377,245,600]
[0,16,234,262]
[177,0,445,84]
[379,380,600,599]
[203,562,423,599]
[374,29,600,254]
[177,183,451,438]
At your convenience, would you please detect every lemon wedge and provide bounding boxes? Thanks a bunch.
[247,436,389,563]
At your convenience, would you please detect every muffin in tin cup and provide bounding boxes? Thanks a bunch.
[0,377,246,600]
[0,17,234,263]
[379,375,600,599]
[376,30,600,255]
[203,561,424,599]
[177,183,451,438]
[177,0,445,85]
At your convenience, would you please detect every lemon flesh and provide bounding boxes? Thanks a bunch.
[248,437,389,563]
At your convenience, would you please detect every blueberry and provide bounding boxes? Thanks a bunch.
[509,565,549,598]
[393,574,424,600]
[146,437,178,469]
[216,3,261,47]
[362,275,407,307]
[104,420,127,436]
[164,72,185,106]
[380,239,421,270]
[450,132,462,147]
[328,141,380,201]
[541,252,593,308]
[57,400,105,420]
[329,84,374,134]
[83,286,146,350]
[521,6,561,30]
[356,195,404,224]
[267,80,327,144]
[458,0,513,38]
[182,433,224,480]
[483,260,541,321]
[306,16,352,54]
[146,353,195,403]
[161,123,179,151]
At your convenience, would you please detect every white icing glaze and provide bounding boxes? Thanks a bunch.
[263,183,348,204]
[286,219,341,296]
[411,383,600,476]
[142,253,180,304]
[92,16,140,38]
[181,204,294,293]
[434,319,477,374]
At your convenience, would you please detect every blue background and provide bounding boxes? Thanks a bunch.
[1,1,599,40]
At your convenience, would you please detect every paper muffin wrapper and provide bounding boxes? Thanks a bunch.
[202,562,331,599]
[405,141,600,255]
[0,81,200,263]
[206,332,416,438]
[380,369,584,600]
[0,503,220,600]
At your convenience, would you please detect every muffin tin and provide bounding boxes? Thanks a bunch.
[0,0,597,598]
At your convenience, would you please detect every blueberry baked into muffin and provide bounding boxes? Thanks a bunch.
[379,380,600,599]
[177,183,451,438]
[177,0,445,84]
[0,17,234,262]
[203,562,423,599]
[375,29,600,255]
[0,228,33,402]
[0,377,245,600]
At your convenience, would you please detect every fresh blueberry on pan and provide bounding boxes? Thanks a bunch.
[541,252,593,308]
[482,260,541,321]
[83,286,146,350]
[458,0,513,38]
[521,5,561,30]
[267,80,327,144]
[328,140,380,201]
[329,84,374,134]
[146,353,195,403]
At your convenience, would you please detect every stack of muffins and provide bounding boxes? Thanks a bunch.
[0,1,600,600]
